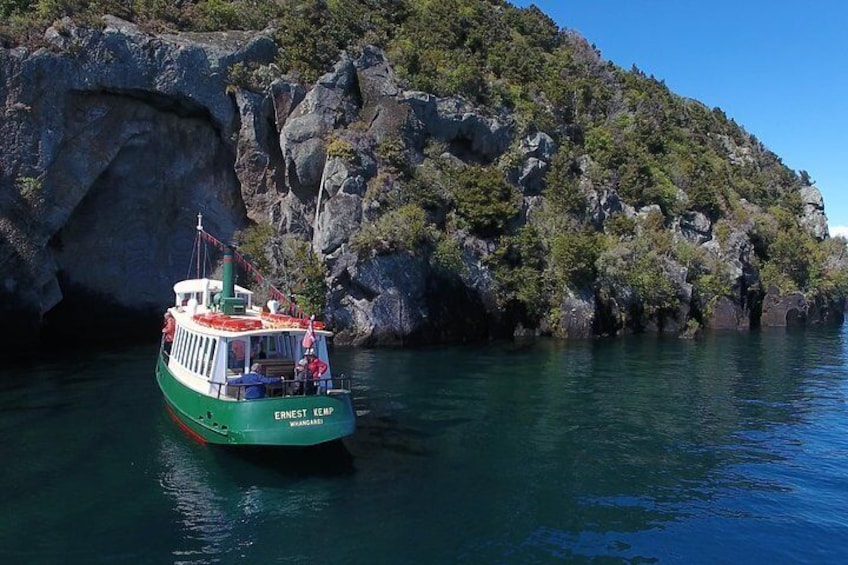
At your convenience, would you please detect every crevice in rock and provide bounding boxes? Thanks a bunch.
[86,87,217,131]
[447,137,492,166]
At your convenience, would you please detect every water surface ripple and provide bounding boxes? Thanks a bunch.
[2,328,847,563]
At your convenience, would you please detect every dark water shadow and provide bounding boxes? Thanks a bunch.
[209,440,356,482]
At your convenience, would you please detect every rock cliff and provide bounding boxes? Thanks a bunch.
[0,16,843,353]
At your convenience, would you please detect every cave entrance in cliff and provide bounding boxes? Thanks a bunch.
[41,93,243,343]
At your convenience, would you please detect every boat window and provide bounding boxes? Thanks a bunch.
[194,336,202,374]
[228,339,247,373]
[182,332,191,371]
[198,337,208,376]
[236,291,252,309]
[250,335,266,362]
[206,339,217,378]
[181,331,190,368]
[179,330,189,368]
[173,326,185,366]
[185,332,194,372]
[188,333,196,373]
[191,333,201,374]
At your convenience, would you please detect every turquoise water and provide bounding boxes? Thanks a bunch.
[2,328,848,563]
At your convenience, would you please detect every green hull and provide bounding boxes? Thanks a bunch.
[155,356,355,446]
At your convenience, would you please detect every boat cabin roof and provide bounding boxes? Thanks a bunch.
[173,278,253,296]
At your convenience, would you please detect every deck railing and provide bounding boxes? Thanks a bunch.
[160,339,352,402]
[224,375,353,401]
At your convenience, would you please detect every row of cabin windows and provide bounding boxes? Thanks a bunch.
[172,327,217,378]
[171,328,308,378]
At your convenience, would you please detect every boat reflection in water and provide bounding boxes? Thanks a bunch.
[156,410,355,563]
[157,432,234,562]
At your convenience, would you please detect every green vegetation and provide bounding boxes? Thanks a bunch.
[4,0,847,330]
[16,176,42,203]
[488,225,547,319]
[548,230,604,293]
[233,222,275,272]
[234,225,327,317]
[289,243,327,317]
[431,235,465,277]
[451,166,521,237]
[350,204,432,257]
[325,136,357,163]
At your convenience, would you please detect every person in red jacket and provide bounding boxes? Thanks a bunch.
[304,348,328,394]
[162,312,175,353]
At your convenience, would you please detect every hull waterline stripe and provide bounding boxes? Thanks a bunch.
[165,403,207,445]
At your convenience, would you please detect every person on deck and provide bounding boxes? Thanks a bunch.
[251,336,266,360]
[162,312,175,352]
[227,363,280,400]
[304,348,328,394]
[228,339,246,371]
[291,358,310,395]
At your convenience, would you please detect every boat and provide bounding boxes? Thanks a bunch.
[155,214,356,446]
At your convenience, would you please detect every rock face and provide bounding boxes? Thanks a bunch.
[0,17,257,350]
[0,16,842,353]
[400,91,512,162]
[799,184,829,240]
[761,287,807,327]
[558,290,595,339]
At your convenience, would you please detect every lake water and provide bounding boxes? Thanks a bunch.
[2,327,848,564]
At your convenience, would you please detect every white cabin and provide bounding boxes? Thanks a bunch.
[173,278,254,310]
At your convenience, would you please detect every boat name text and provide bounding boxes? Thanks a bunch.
[274,407,335,420]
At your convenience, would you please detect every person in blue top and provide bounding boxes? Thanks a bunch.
[227,363,280,400]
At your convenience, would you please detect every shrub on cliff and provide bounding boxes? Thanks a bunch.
[351,204,432,257]
[451,166,521,238]
[488,225,547,320]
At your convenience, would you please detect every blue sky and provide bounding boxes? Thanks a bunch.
[513,1,848,235]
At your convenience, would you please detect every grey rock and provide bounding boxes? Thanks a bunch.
[354,45,399,103]
[280,56,358,192]
[707,296,750,330]
[519,131,555,161]
[587,188,623,228]
[517,157,548,195]
[328,253,428,345]
[761,287,807,327]
[799,185,829,240]
[674,211,712,245]
[314,192,363,256]
[233,89,285,221]
[400,91,512,161]
[0,16,268,331]
[270,79,307,130]
[0,21,842,349]
[557,289,595,339]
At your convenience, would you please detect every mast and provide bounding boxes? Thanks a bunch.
[196,212,203,278]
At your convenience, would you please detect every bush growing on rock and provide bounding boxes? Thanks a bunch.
[351,204,432,257]
[451,166,521,238]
